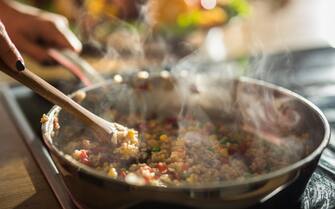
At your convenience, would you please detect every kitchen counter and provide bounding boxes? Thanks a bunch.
[0,92,60,209]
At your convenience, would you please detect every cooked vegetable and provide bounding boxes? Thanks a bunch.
[63,111,306,187]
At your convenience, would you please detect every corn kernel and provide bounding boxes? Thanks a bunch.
[127,129,135,139]
[72,150,81,160]
[159,134,169,142]
[40,114,49,124]
[107,167,118,178]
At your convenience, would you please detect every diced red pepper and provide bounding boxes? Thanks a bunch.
[78,150,90,165]
[156,162,168,173]
[120,170,127,178]
[79,150,89,159]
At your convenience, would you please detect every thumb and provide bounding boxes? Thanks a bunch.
[0,20,25,71]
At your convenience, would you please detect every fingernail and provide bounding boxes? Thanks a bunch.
[16,60,25,71]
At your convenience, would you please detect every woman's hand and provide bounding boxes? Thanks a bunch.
[0,20,25,71]
[0,1,82,64]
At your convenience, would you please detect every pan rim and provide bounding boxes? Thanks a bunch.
[41,76,331,191]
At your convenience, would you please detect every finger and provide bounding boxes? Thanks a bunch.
[0,21,25,71]
[14,34,54,64]
[44,20,82,53]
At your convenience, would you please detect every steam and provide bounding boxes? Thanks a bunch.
[167,11,304,165]
[67,0,308,172]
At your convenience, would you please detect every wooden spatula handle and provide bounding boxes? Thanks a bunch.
[0,60,112,139]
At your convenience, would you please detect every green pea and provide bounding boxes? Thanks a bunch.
[152,147,161,152]
[219,137,229,145]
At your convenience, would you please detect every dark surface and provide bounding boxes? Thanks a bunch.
[8,47,335,209]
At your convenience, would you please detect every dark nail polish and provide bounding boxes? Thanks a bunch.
[16,60,25,71]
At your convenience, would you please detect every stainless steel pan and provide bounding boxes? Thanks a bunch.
[41,73,330,209]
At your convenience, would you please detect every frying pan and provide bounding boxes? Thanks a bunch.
[41,72,330,209]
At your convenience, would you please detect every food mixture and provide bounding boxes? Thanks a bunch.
[60,111,306,187]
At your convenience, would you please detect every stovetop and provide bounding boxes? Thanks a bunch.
[2,47,335,209]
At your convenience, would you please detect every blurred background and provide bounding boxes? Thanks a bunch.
[3,0,334,81]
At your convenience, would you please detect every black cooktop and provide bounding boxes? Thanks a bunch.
[2,47,335,209]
